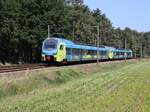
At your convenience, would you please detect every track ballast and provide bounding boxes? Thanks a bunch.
[0,64,46,74]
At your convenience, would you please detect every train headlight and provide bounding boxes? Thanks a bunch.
[41,54,46,61]
[42,54,45,57]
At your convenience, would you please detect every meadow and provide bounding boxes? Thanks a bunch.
[0,60,150,112]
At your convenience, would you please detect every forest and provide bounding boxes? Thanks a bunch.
[0,0,149,63]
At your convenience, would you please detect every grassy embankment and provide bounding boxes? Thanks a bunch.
[0,60,150,112]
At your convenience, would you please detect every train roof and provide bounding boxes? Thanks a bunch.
[44,37,132,52]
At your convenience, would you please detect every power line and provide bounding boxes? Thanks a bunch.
[48,25,50,38]
[97,25,100,64]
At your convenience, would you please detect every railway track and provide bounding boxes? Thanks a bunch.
[0,64,47,74]
[0,58,148,74]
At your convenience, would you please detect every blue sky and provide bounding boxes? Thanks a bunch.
[84,0,150,32]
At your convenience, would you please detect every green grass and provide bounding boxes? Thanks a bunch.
[0,68,82,99]
[0,60,150,112]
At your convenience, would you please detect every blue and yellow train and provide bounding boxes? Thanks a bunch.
[41,37,133,63]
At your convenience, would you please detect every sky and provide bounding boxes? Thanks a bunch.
[84,0,150,32]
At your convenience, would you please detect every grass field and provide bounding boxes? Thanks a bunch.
[0,60,150,112]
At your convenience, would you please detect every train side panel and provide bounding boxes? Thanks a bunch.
[42,37,133,63]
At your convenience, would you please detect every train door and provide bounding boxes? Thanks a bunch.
[55,44,66,62]
[108,50,114,59]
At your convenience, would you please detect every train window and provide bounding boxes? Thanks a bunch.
[81,49,96,55]
[44,42,57,50]
[100,51,107,55]
[127,52,131,56]
[44,39,58,50]
[60,45,63,50]
[81,50,87,55]
[117,52,119,56]
[66,48,71,55]
[72,49,80,55]
[120,52,124,55]
[66,48,72,55]
[87,50,93,55]
[93,51,97,55]
[93,50,96,55]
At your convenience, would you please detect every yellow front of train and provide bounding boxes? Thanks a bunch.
[41,38,66,63]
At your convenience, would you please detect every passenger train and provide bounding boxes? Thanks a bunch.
[41,37,133,63]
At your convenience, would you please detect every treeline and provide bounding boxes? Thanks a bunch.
[0,0,149,63]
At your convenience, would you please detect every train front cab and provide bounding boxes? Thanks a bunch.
[41,38,57,62]
[41,38,66,63]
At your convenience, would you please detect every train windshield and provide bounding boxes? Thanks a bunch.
[43,39,58,50]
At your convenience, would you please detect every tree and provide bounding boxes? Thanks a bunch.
[66,0,83,5]
[0,0,68,63]
[92,9,112,45]
[0,0,150,63]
